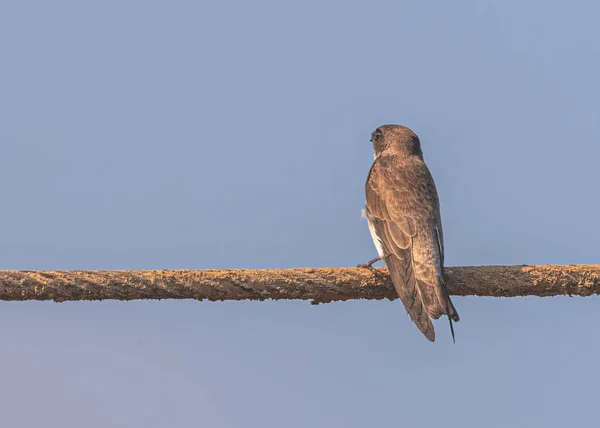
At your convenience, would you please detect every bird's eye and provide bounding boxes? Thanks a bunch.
[375,129,382,139]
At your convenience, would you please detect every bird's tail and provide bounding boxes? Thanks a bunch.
[448,317,456,343]
[446,296,460,322]
[445,295,459,343]
[428,284,459,342]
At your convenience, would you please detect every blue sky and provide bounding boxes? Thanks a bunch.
[1,1,599,427]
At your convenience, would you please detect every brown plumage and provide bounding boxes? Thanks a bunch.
[363,125,459,342]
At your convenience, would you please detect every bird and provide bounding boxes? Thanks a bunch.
[360,124,459,342]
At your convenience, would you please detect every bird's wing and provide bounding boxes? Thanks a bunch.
[426,170,445,269]
[425,170,460,324]
[365,160,435,341]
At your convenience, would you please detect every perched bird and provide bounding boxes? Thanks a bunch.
[361,125,459,342]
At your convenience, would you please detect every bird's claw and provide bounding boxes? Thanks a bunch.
[357,256,384,282]
[357,256,382,269]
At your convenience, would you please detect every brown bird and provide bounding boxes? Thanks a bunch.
[361,125,459,342]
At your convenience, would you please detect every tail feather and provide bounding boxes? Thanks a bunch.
[439,293,459,343]
[383,253,459,343]
[446,296,460,322]
[448,317,456,343]
[421,279,460,343]
[385,255,435,342]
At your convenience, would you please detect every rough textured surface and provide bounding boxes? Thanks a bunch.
[0,265,598,303]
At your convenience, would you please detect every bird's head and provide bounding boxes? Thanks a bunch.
[370,125,423,160]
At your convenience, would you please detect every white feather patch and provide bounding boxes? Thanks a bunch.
[361,206,368,219]
[367,218,385,258]
[362,206,384,258]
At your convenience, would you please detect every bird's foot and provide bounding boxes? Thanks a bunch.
[357,256,382,269]
[357,256,383,281]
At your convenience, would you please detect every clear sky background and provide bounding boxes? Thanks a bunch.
[1,1,599,427]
